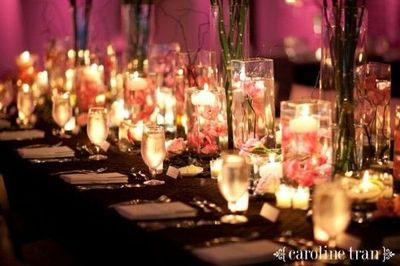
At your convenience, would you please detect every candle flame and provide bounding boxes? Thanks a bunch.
[21,51,30,61]
[360,170,371,192]
[22,83,30,93]
[67,49,76,59]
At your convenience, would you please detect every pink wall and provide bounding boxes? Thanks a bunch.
[0,0,25,78]
[1,0,400,77]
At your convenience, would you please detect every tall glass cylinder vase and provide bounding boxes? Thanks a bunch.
[176,50,218,137]
[355,62,391,168]
[231,58,275,149]
[209,2,250,149]
[281,100,332,187]
[123,71,155,124]
[186,85,227,156]
[70,0,92,54]
[121,1,152,70]
[319,2,367,174]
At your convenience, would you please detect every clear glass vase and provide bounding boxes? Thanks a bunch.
[231,58,275,149]
[355,62,391,168]
[186,85,227,156]
[320,3,367,174]
[121,1,152,70]
[209,3,250,149]
[281,100,333,187]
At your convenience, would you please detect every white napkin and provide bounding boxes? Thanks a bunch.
[114,202,197,220]
[60,172,128,184]
[192,240,283,266]
[18,146,75,159]
[0,130,45,141]
[0,119,11,129]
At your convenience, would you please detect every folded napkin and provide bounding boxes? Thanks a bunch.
[0,119,11,129]
[18,146,75,159]
[114,201,197,220]
[60,172,128,184]
[192,240,283,266]
[0,130,45,141]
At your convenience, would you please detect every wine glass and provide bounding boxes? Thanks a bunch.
[141,125,166,186]
[52,93,72,138]
[17,84,36,128]
[313,182,351,248]
[87,107,109,160]
[218,153,249,224]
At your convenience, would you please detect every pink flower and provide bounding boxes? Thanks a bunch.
[166,138,187,155]
[201,142,218,155]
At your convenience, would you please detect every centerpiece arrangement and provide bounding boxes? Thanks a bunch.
[0,0,397,251]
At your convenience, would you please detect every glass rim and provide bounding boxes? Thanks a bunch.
[231,58,273,63]
[281,99,332,106]
[88,106,108,113]
[143,124,165,133]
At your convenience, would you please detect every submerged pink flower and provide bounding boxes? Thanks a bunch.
[166,138,187,155]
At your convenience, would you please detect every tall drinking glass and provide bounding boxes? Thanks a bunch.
[141,125,166,186]
[17,84,36,128]
[218,153,249,224]
[313,182,351,247]
[87,107,109,160]
[52,93,72,138]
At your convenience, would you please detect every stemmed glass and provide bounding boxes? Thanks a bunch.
[52,93,72,138]
[141,125,166,186]
[17,84,36,128]
[87,107,109,160]
[313,182,351,248]
[218,153,249,224]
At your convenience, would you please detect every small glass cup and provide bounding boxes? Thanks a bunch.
[52,93,72,138]
[313,182,351,247]
[141,125,166,186]
[218,153,249,224]
[87,107,109,160]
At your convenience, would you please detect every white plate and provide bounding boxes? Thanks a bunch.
[179,165,203,177]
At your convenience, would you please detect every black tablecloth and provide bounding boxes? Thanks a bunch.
[0,123,399,266]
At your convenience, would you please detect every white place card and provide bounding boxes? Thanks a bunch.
[260,203,280,223]
[336,233,361,250]
[167,166,180,179]
[99,140,110,152]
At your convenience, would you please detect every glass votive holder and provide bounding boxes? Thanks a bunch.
[292,186,310,210]
[275,184,293,208]
[231,58,275,149]
[210,158,223,179]
[281,100,332,187]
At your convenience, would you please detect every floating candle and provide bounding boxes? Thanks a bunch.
[210,158,223,179]
[289,105,319,133]
[191,84,216,106]
[129,71,148,91]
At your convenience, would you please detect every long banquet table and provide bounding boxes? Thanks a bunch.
[0,122,399,265]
